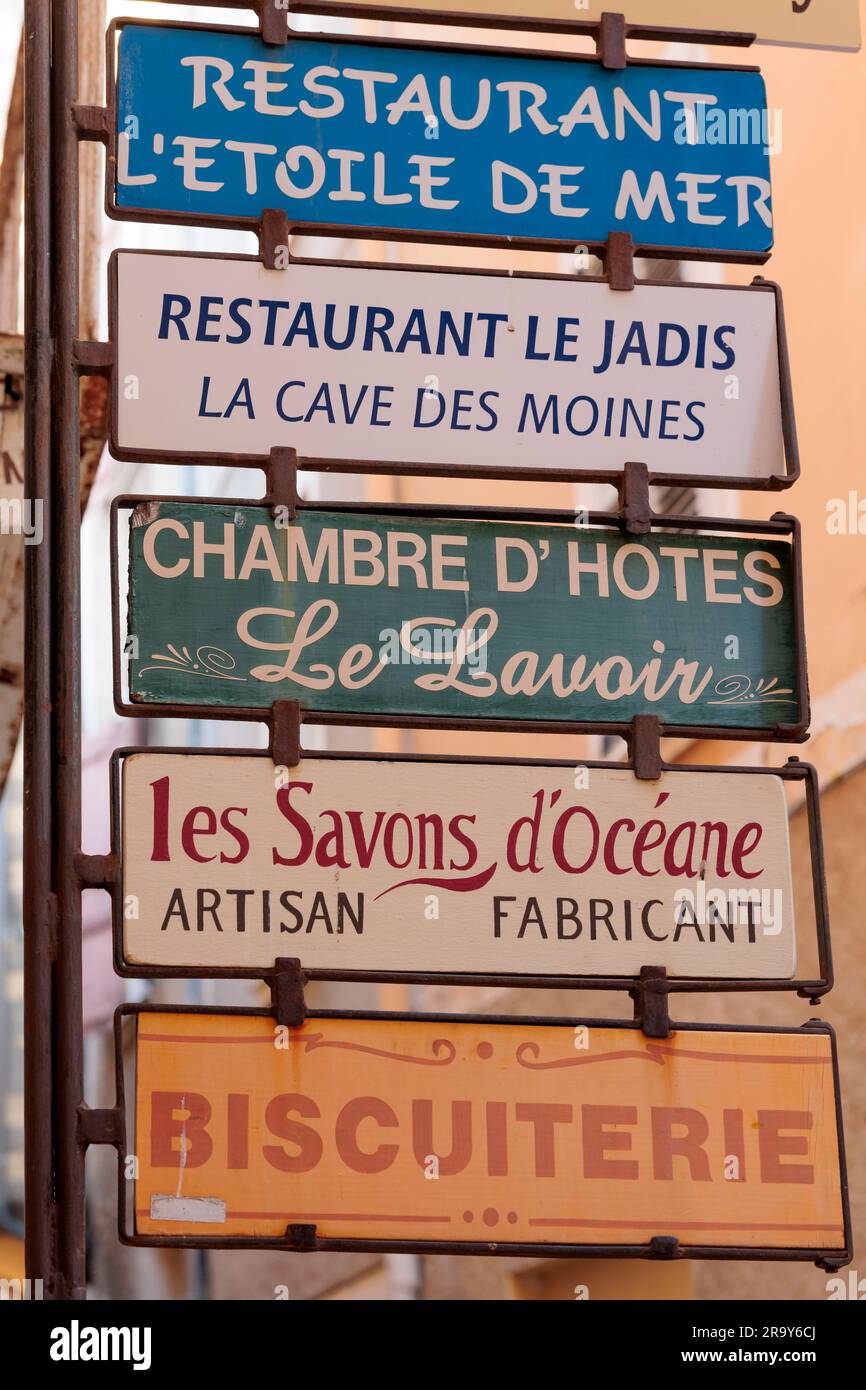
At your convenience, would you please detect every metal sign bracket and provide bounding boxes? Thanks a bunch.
[631,965,671,1038]
[269,956,308,1028]
[597,12,628,69]
[605,231,636,290]
[72,103,111,143]
[265,445,299,519]
[269,697,302,769]
[260,208,292,269]
[285,1222,319,1251]
[648,1235,681,1259]
[629,714,662,781]
[73,340,113,377]
[76,851,117,892]
[77,1103,124,1152]
[259,0,290,45]
[619,459,652,533]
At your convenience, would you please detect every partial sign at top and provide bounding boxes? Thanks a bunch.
[110,22,773,258]
[331,1,861,52]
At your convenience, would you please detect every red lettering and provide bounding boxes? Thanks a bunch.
[515,1102,572,1178]
[219,807,249,864]
[506,791,545,873]
[272,782,314,866]
[632,818,666,877]
[551,805,599,873]
[700,821,730,878]
[336,1097,399,1174]
[603,817,637,875]
[412,1100,472,1175]
[447,814,478,871]
[149,776,171,862]
[383,812,414,869]
[582,1105,638,1179]
[227,1093,248,1169]
[651,1107,711,1181]
[315,810,350,868]
[181,806,218,863]
[150,1091,212,1169]
[485,1101,508,1177]
[345,808,386,866]
[263,1093,322,1172]
[663,821,698,877]
[758,1110,814,1185]
[732,822,763,880]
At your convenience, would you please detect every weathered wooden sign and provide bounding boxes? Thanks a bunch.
[109,21,773,257]
[117,752,798,981]
[110,251,795,487]
[120,502,807,738]
[305,1,861,51]
[128,1008,848,1259]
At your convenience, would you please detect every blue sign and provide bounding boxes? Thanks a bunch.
[113,24,773,255]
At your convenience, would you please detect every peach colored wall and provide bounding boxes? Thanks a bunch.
[370,15,866,1304]
[369,18,866,787]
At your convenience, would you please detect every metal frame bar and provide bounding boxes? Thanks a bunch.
[94,16,772,266]
[53,0,87,1302]
[23,0,58,1297]
[109,494,811,743]
[105,746,833,999]
[133,1,759,54]
[22,0,88,1302]
[101,248,799,492]
[109,1004,852,1267]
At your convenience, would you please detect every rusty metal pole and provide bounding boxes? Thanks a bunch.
[51,0,87,1300]
[23,0,58,1292]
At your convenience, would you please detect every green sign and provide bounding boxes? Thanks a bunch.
[125,503,802,732]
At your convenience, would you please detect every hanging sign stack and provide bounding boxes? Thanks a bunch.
[82,2,856,1267]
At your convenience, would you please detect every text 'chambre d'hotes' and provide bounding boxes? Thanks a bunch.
[141,517,787,606]
[134,514,793,718]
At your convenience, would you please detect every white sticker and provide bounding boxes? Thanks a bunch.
[149,1194,226,1224]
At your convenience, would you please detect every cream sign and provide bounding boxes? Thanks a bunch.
[111,251,792,486]
[119,753,796,980]
[347,1,861,51]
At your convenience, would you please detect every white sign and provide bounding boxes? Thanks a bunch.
[111,251,790,485]
[120,754,797,979]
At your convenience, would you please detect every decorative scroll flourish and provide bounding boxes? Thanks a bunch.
[517,1041,832,1071]
[373,863,498,901]
[138,644,246,682]
[517,1042,665,1071]
[301,1035,457,1066]
[707,675,796,706]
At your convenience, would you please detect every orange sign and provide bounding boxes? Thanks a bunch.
[132,1010,847,1255]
